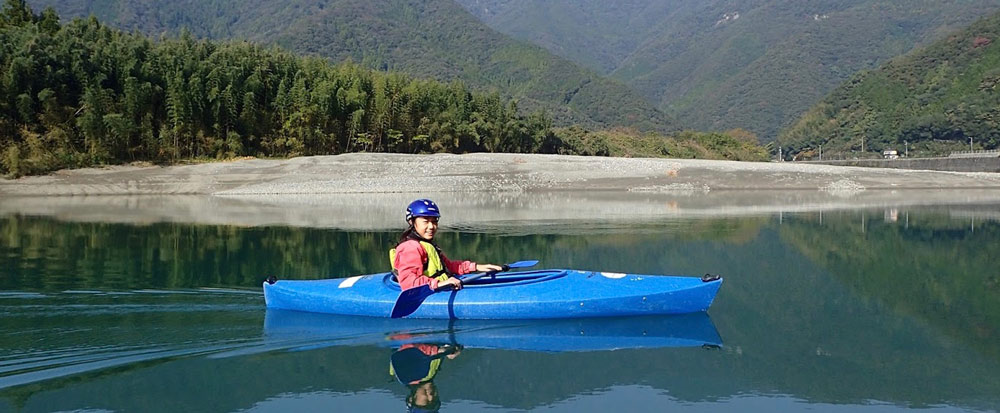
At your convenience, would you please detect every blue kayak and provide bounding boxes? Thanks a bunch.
[263,269,722,319]
[262,309,722,352]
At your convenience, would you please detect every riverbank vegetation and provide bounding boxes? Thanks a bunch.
[545,127,768,161]
[0,2,766,177]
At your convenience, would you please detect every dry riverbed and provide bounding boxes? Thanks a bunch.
[3,153,1000,195]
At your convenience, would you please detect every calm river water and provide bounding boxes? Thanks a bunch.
[1,195,999,412]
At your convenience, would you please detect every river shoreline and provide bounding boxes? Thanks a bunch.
[3,153,1000,196]
[3,153,1000,229]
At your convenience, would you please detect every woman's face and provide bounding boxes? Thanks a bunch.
[411,382,438,407]
[413,216,439,240]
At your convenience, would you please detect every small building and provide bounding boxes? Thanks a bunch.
[883,149,899,159]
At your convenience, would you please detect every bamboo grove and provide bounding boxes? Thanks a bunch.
[0,1,555,176]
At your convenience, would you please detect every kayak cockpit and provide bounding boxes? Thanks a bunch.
[384,269,567,290]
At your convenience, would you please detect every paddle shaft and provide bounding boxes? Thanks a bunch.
[437,261,534,290]
[438,270,492,291]
[390,260,537,318]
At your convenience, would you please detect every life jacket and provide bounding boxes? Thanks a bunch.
[389,239,451,283]
[389,345,445,384]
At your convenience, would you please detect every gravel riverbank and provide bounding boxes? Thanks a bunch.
[3,153,1000,196]
[3,154,1000,229]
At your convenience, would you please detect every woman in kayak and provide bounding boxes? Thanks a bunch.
[390,199,502,291]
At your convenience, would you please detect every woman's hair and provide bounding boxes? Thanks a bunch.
[398,222,415,243]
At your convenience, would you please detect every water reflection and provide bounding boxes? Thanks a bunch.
[5,190,1000,232]
[2,205,1000,411]
[261,310,722,353]
[259,311,722,412]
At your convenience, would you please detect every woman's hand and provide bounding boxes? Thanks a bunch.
[439,277,463,290]
[476,263,503,272]
[440,344,463,359]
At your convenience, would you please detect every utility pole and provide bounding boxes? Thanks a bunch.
[970,137,974,151]
[904,140,908,157]
[819,145,823,160]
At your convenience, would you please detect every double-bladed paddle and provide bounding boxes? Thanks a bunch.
[390,260,539,318]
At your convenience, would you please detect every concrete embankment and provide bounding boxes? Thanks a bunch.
[805,154,1000,173]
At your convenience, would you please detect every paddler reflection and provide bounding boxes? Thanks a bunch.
[389,340,462,413]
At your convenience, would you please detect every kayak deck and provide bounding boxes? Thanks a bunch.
[263,269,722,319]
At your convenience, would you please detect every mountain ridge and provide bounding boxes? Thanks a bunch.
[456,0,1000,141]
[27,0,677,132]
[778,10,1000,158]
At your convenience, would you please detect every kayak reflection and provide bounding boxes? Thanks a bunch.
[262,309,722,352]
[263,310,722,412]
[389,340,462,413]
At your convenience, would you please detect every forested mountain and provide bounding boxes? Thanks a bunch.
[26,0,675,132]
[0,2,556,176]
[0,2,765,177]
[458,0,682,75]
[778,11,1000,159]
[457,0,1000,141]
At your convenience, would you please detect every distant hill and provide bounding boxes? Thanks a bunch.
[456,0,1000,141]
[778,11,1000,159]
[27,0,676,132]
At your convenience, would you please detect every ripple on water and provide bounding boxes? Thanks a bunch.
[0,291,47,299]
[0,339,267,390]
[0,288,269,391]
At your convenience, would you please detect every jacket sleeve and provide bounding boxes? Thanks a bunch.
[397,343,440,356]
[394,240,438,291]
[440,251,477,276]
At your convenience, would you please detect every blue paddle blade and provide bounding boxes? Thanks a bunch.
[506,260,539,268]
[390,285,435,318]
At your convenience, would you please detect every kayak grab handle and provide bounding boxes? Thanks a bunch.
[266,275,278,285]
[701,273,721,282]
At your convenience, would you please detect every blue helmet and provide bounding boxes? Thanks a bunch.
[405,199,441,222]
